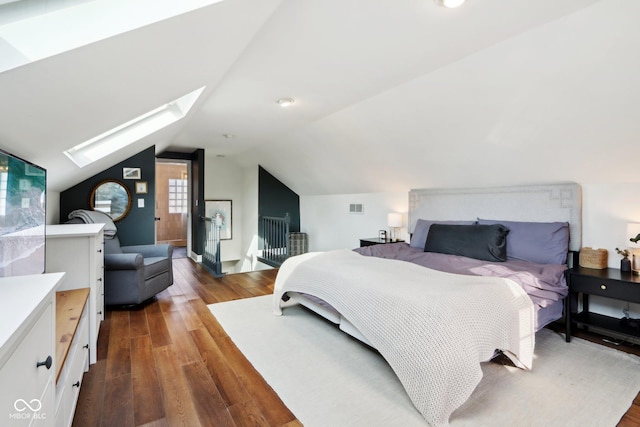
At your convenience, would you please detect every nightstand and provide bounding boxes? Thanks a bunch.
[359,238,405,247]
[565,266,640,342]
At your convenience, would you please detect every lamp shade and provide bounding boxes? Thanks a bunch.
[387,213,402,228]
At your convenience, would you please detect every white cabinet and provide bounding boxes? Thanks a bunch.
[46,224,105,365]
[0,272,64,427]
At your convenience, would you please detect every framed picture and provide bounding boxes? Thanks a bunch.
[25,163,45,176]
[205,200,232,240]
[135,181,148,194]
[123,167,141,180]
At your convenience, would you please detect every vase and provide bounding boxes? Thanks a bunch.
[621,257,631,272]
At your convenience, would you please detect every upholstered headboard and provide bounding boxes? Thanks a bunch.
[408,183,582,252]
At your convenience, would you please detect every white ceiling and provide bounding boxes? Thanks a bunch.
[1,0,638,196]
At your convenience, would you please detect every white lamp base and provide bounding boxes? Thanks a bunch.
[630,249,640,275]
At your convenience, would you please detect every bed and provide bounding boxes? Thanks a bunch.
[272,183,581,427]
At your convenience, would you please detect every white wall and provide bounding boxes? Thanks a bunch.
[581,183,640,266]
[237,165,263,272]
[299,183,640,319]
[300,191,408,252]
[46,190,60,225]
[203,154,244,267]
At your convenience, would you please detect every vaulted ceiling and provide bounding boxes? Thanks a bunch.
[0,0,637,195]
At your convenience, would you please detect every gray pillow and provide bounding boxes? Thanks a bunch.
[477,218,569,265]
[410,219,476,249]
[425,224,509,262]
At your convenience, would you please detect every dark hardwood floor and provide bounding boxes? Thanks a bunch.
[73,257,640,427]
[72,258,299,427]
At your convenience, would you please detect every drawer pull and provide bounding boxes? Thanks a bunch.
[98,311,102,315]
[600,284,607,290]
[83,344,89,349]
[36,355,53,370]
[72,381,80,388]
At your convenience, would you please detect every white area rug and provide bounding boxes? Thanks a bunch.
[209,295,640,427]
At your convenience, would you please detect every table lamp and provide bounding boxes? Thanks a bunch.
[627,223,640,275]
[387,213,402,242]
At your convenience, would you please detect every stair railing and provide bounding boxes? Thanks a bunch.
[201,213,224,277]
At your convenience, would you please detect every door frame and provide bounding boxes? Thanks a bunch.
[155,158,191,253]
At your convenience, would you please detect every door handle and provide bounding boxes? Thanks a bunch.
[155,217,161,221]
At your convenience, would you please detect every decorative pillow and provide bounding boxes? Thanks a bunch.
[410,219,476,249]
[477,218,569,265]
[424,224,509,262]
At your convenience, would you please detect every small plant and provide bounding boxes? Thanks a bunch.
[615,247,630,258]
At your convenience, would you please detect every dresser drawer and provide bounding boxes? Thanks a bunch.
[0,303,54,425]
[96,280,105,324]
[55,310,89,427]
[570,274,640,303]
[32,383,54,427]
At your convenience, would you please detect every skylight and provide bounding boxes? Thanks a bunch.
[0,0,224,74]
[64,86,205,168]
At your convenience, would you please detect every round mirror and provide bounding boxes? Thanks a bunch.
[89,179,132,222]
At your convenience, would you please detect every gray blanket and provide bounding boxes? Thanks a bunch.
[68,209,117,238]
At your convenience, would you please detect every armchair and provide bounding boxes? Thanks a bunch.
[67,210,173,306]
[103,236,173,305]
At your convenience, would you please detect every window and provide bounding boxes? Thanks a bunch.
[0,0,224,73]
[168,179,188,214]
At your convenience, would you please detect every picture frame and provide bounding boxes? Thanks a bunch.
[123,167,141,180]
[135,181,148,194]
[205,200,232,240]
[25,163,45,176]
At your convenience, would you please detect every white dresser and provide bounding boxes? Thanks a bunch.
[46,224,105,365]
[0,272,64,427]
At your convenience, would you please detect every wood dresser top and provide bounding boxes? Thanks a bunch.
[55,288,89,382]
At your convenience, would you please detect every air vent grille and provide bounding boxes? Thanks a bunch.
[349,203,364,214]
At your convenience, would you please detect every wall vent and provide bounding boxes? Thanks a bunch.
[349,203,364,214]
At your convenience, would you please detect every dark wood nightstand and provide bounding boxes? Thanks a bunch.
[565,266,640,342]
[359,238,405,248]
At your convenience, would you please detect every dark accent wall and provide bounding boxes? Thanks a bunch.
[258,166,300,232]
[60,146,156,246]
[191,149,205,255]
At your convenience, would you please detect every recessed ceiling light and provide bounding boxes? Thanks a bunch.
[435,0,466,8]
[222,134,235,139]
[276,97,295,107]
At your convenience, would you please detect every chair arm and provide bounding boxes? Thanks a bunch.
[104,253,144,270]
[121,244,173,258]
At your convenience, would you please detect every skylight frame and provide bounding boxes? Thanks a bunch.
[0,0,225,73]
[64,86,205,168]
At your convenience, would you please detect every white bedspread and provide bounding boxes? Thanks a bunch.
[273,250,535,427]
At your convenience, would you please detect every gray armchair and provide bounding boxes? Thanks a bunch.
[103,235,173,305]
[67,210,173,306]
